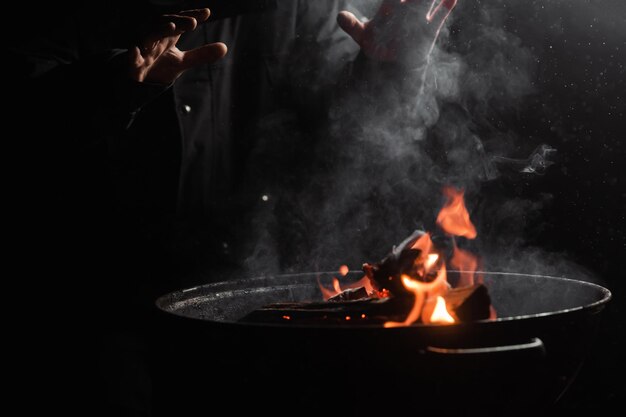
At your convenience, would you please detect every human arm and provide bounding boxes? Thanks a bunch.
[12,6,226,132]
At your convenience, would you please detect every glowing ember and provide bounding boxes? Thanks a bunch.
[339,265,349,276]
[282,315,291,320]
[436,187,477,239]
[345,316,351,321]
[429,296,455,324]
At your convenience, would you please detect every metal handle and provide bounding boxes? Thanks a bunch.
[425,337,545,356]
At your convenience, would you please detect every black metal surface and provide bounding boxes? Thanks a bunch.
[153,272,610,416]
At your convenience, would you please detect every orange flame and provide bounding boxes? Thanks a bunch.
[425,253,439,270]
[411,233,440,276]
[436,187,477,239]
[318,273,376,301]
[320,187,490,325]
[384,265,450,328]
[450,245,478,287]
[350,276,375,294]
[332,277,342,293]
[428,296,455,324]
[385,187,481,327]
[317,276,337,301]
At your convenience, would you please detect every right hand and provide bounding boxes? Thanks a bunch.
[337,0,457,63]
[129,8,227,85]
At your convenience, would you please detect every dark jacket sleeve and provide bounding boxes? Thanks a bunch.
[10,5,169,139]
[15,47,170,134]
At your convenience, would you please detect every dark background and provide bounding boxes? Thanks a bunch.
[479,1,626,410]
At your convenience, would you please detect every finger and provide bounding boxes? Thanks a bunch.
[178,8,211,23]
[426,0,457,23]
[162,14,198,32]
[337,11,365,45]
[129,46,146,81]
[181,42,228,69]
[130,46,143,67]
[380,0,404,16]
[142,21,177,51]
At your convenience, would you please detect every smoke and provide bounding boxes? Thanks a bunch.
[297,1,542,269]
[234,0,597,284]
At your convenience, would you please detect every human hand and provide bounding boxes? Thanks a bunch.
[337,0,457,63]
[129,8,227,84]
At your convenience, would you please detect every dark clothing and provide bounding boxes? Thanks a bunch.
[11,2,362,415]
[172,1,361,280]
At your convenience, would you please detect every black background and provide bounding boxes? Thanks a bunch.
[479,1,625,410]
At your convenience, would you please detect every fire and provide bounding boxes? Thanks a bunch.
[450,245,478,287]
[429,296,455,324]
[384,265,448,328]
[385,187,481,327]
[411,231,433,253]
[320,187,487,326]
[437,187,477,239]
[425,253,439,269]
[318,266,376,301]
[411,233,440,277]
[317,276,337,301]
[333,278,342,294]
[438,187,480,287]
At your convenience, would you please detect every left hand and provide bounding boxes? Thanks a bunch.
[337,0,457,63]
[129,8,227,84]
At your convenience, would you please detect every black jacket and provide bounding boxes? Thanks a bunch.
[12,1,365,322]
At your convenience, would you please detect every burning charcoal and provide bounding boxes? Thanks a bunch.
[363,230,427,295]
[443,284,492,322]
[240,284,493,325]
[327,286,369,302]
[239,298,407,325]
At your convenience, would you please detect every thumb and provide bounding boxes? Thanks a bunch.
[337,11,365,46]
[129,46,147,82]
[181,42,228,70]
